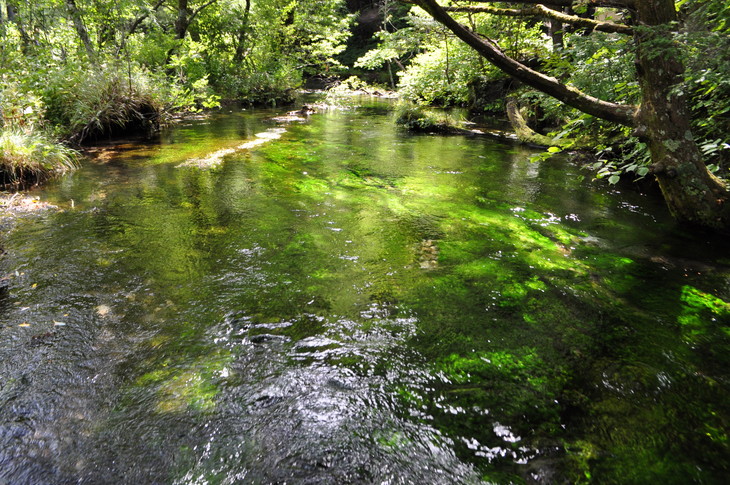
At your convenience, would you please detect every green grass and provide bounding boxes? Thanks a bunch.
[0,129,79,186]
[393,102,464,133]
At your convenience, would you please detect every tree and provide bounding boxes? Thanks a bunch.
[404,0,730,231]
[65,0,96,60]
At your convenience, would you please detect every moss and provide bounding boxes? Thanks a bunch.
[677,285,730,344]
[134,352,232,414]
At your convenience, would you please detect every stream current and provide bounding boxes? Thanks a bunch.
[0,98,728,483]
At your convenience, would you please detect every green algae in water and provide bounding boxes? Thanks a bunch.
[0,100,728,484]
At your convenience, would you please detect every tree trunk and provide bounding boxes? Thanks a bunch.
[549,17,564,51]
[233,0,251,63]
[65,0,95,60]
[633,0,730,228]
[175,0,190,40]
[6,1,32,50]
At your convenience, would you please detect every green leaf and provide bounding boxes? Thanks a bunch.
[608,175,621,184]
[547,146,562,153]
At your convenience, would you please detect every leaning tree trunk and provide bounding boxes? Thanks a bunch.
[412,0,730,231]
[634,0,730,228]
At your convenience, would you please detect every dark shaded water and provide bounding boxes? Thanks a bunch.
[1,98,728,484]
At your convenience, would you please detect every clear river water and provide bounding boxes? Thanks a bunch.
[1,97,728,484]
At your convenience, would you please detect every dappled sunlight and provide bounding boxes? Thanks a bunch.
[0,101,728,483]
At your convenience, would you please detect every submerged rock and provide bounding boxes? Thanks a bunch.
[270,104,317,123]
[417,239,439,270]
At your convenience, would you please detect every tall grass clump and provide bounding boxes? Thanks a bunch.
[0,130,79,186]
[0,85,79,186]
[44,64,170,143]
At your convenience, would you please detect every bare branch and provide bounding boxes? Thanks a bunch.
[534,4,631,35]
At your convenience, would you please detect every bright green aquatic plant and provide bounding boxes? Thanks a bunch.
[678,285,730,343]
[135,352,233,414]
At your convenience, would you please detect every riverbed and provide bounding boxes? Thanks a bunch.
[1,98,728,483]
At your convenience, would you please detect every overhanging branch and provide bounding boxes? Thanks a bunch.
[465,0,635,9]
[443,4,632,35]
[117,0,167,55]
[190,0,219,22]
[410,0,637,126]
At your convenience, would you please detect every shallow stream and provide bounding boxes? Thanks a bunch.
[1,98,728,483]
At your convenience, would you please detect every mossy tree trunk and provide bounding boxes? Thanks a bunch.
[632,0,730,228]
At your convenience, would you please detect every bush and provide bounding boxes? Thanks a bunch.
[393,102,463,133]
[398,44,481,106]
[43,64,168,143]
[216,64,300,105]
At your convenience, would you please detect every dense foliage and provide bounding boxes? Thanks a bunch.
[357,1,729,187]
[0,0,352,184]
[1,0,728,227]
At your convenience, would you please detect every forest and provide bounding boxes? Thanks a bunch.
[0,0,728,229]
[1,2,730,484]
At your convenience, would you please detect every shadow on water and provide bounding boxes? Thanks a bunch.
[0,97,729,484]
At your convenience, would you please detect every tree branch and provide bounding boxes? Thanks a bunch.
[463,0,635,9]
[130,0,167,37]
[117,0,167,54]
[190,0,218,23]
[444,4,632,35]
[410,0,637,126]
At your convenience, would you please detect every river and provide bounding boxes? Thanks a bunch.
[1,97,728,483]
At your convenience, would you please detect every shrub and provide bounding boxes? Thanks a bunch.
[393,102,463,133]
[43,64,168,143]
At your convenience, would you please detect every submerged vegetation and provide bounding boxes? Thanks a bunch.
[1,105,728,482]
[0,0,729,478]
